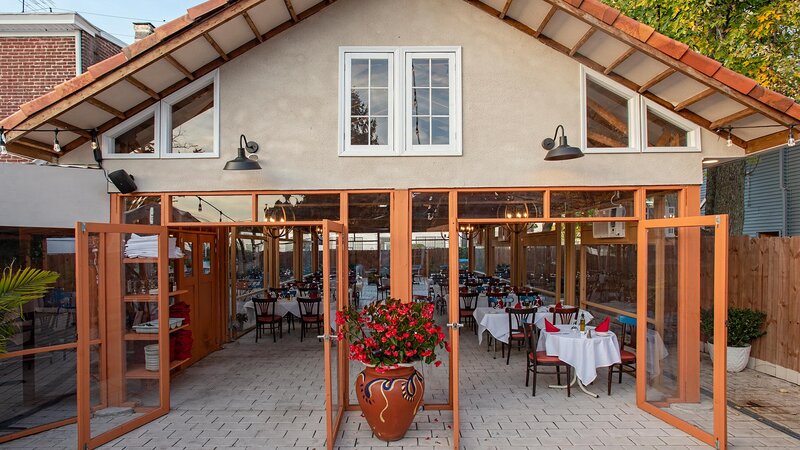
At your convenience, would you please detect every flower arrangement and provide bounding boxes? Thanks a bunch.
[336,298,449,372]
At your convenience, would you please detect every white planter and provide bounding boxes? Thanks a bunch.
[707,342,751,373]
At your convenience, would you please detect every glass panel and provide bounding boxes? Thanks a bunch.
[370,59,388,87]
[113,112,156,154]
[431,88,449,115]
[327,232,339,423]
[580,242,636,314]
[351,89,368,115]
[647,190,680,219]
[123,196,161,225]
[412,88,431,115]
[169,83,214,154]
[349,57,391,148]
[371,118,388,145]
[550,190,635,218]
[412,59,430,87]
[647,107,688,147]
[458,191,545,219]
[410,57,451,148]
[645,226,715,438]
[202,242,212,275]
[172,195,252,223]
[258,194,340,221]
[350,59,369,87]
[411,116,430,145]
[183,241,193,277]
[431,117,449,145]
[370,88,388,115]
[430,59,449,87]
[348,193,390,305]
[351,117,369,145]
[586,78,629,148]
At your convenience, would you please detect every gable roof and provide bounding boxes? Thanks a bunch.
[2,0,797,161]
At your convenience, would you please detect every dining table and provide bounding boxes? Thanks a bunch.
[473,305,595,345]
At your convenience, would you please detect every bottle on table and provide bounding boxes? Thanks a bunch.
[579,312,586,333]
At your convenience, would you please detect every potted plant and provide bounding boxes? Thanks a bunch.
[1,266,59,354]
[336,298,448,441]
[701,307,766,372]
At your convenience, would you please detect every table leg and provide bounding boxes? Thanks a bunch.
[548,373,599,398]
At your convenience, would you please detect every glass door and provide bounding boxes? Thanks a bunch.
[322,220,346,450]
[448,191,460,450]
[75,223,173,449]
[637,215,728,450]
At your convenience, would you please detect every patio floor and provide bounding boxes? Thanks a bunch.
[2,325,799,449]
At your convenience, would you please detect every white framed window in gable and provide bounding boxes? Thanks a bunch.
[580,67,640,153]
[641,97,701,152]
[102,104,160,159]
[161,70,220,158]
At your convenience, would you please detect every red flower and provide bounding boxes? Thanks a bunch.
[434,360,442,367]
[444,341,451,352]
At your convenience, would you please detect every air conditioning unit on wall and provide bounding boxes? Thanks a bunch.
[592,205,626,238]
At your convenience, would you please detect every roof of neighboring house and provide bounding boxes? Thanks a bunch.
[0,12,127,48]
[1,0,798,161]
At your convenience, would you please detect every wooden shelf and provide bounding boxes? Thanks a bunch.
[123,323,190,340]
[123,290,189,302]
[125,358,190,379]
[123,257,184,264]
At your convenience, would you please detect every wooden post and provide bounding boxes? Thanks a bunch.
[311,229,319,273]
[579,245,587,310]
[390,189,411,302]
[293,230,303,281]
[564,224,576,306]
[468,235,475,273]
[486,228,495,276]
[679,187,702,403]
[555,224,562,303]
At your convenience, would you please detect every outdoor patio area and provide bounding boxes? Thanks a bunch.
[2,323,798,450]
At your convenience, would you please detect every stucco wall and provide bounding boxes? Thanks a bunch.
[0,164,109,228]
[61,0,743,192]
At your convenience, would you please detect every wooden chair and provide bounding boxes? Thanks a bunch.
[434,294,447,316]
[297,297,323,342]
[486,291,505,307]
[524,322,571,397]
[503,307,538,365]
[459,292,479,334]
[550,306,579,326]
[252,298,282,343]
[608,315,637,394]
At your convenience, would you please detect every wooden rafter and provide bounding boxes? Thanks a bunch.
[85,97,126,120]
[203,32,230,61]
[708,109,758,130]
[746,128,795,154]
[7,142,56,161]
[587,98,627,133]
[638,68,675,93]
[125,76,160,100]
[499,0,513,19]
[242,11,264,42]
[164,54,196,81]
[284,0,299,22]
[47,118,92,138]
[603,47,635,74]
[586,130,625,148]
[569,28,595,56]
[17,137,54,153]
[674,88,715,111]
[535,6,557,37]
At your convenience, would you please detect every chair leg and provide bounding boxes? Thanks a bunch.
[272,322,277,343]
[532,367,537,397]
[525,361,530,387]
[255,323,260,343]
[607,365,613,395]
[619,364,623,384]
[566,366,571,397]
[300,322,304,342]
[506,342,511,365]
[555,365,561,385]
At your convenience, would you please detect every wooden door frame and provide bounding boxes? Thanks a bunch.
[322,220,346,450]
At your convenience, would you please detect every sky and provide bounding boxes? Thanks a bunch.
[0,0,199,43]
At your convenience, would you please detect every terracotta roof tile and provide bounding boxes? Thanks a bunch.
[20,91,63,116]
[612,14,654,42]
[580,0,620,25]
[748,85,795,113]
[187,0,229,21]
[87,52,127,79]
[713,67,757,95]
[646,31,689,60]
[680,50,722,77]
[786,103,800,122]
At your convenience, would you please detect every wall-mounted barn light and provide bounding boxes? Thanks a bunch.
[542,125,583,161]
[224,134,261,170]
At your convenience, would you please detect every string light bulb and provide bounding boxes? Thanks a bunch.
[90,129,99,151]
[725,128,732,148]
[789,125,796,147]
[52,129,61,153]
[0,127,7,156]
[198,199,203,212]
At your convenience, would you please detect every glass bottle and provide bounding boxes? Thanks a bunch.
[579,312,586,332]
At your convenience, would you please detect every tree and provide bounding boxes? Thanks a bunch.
[0,266,59,354]
[605,0,800,100]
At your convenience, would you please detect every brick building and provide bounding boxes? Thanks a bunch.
[0,12,124,161]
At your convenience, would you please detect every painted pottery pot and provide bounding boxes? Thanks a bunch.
[707,342,751,372]
[356,365,424,441]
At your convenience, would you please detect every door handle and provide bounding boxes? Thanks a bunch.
[446,323,464,329]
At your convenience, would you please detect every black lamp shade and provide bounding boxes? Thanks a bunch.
[544,135,584,161]
[224,147,261,170]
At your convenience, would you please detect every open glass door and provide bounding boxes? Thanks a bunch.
[75,223,172,449]
[323,220,346,450]
[448,192,460,450]
[637,215,728,450]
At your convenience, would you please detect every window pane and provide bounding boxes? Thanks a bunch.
[412,88,430,115]
[351,89,368,115]
[431,117,449,145]
[351,117,369,145]
[370,88,388,115]
[113,113,155,154]
[586,78,629,148]
[647,108,688,147]
[431,59,449,87]
[351,59,369,87]
[412,59,430,87]
[370,59,388,87]
[371,117,388,145]
[549,190,635,218]
[170,83,214,154]
[172,195,253,222]
[458,191,545,219]
[411,117,430,145]
[431,88,449,115]
[123,196,161,225]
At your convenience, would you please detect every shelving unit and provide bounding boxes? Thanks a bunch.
[124,358,190,379]
[123,289,189,302]
[123,323,190,341]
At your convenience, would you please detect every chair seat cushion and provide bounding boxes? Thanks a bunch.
[620,350,636,362]
[257,315,281,323]
[510,332,525,340]
[301,315,323,323]
[529,351,561,364]
[459,310,473,317]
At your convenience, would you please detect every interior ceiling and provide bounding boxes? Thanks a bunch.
[3,0,798,162]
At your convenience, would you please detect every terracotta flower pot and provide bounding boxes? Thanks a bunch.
[356,365,425,441]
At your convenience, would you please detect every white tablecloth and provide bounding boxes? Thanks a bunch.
[473,306,594,345]
[244,299,338,329]
[537,324,621,385]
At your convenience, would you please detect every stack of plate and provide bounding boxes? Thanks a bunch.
[144,344,159,371]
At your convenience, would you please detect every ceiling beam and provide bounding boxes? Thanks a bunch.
[164,54,196,81]
[242,11,264,42]
[638,68,675,93]
[284,0,299,22]
[708,109,758,130]
[47,118,92,138]
[674,88,715,111]
[17,137,54,153]
[603,47,635,74]
[203,32,230,61]
[499,0,513,19]
[745,128,794,154]
[85,97,126,120]
[125,75,160,100]
[535,6,557,37]
[569,28,595,56]
[7,142,57,161]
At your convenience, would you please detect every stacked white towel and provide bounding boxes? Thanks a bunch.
[124,234,185,259]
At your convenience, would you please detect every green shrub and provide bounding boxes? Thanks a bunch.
[701,307,767,348]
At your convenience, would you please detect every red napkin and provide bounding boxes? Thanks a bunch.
[595,317,610,332]
[544,319,559,333]
[554,302,563,310]
[514,301,521,309]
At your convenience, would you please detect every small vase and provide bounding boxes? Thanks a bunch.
[356,365,425,441]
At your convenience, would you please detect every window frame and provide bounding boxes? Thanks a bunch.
[101,104,161,159]
[641,97,701,153]
[160,70,220,159]
[580,66,641,154]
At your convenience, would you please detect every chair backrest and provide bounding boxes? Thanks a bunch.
[297,297,321,317]
[506,307,538,334]
[617,315,637,350]
[551,306,579,325]
[523,322,539,359]
[252,297,277,317]
[459,292,478,310]
[268,287,285,297]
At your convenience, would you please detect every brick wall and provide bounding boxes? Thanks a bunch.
[80,31,122,72]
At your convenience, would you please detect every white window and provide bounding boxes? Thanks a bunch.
[642,98,700,152]
[339,47,461,157]
[580,67,640,153]
[102,70,219,159]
